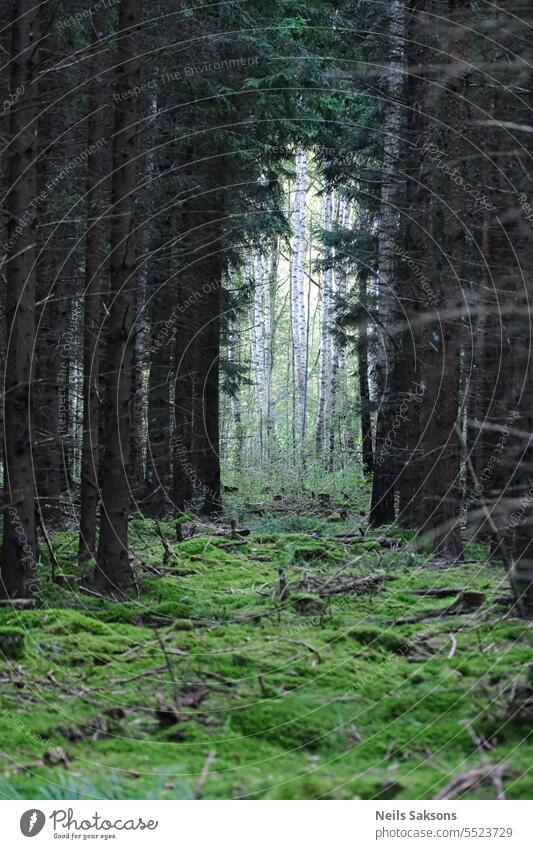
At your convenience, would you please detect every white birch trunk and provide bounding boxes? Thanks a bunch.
[290,145,308,455]
[316,188,333,457]
[337,200,352,462]
[252,251,266,464]
[263,242,277,458]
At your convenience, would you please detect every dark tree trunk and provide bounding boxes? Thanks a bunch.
[79,7,109,562]
[34,106,66,520]
[201,256,223,515]
[416,0,465,559]
[172,275,194,511]
[357,271,373,477]
[144,279,172,516]
[130,247,147,501]
[143,124,175,518]
[394,6,428,529]
[96,0,141,595]
[1,0,40,598]
[185,188,225,514]
[34,261,69,516]
[369,0,406,527]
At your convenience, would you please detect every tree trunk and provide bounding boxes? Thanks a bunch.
[144,119,174,518]
[369,0,406,526]
[201,252,224,515]
[130,96,158,502]
[357,211,374,477]
[171,208,195,512]
[79,7,109,561]
[96,0,141,594]
[316,188,332,457]
[252,250,266,465]
[1,0,40,598]
[416,0,466,558]
[290,145,308,455]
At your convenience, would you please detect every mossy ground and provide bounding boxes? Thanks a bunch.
[0,503,532,800]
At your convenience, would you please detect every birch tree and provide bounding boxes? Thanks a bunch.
[290,145,308,456]
[316,188,333,457]
[253,250,266,464]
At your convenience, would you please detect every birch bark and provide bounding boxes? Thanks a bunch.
[316,189,333,457]
[290,146,308,455]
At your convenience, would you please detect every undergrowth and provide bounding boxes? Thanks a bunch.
[0,501,531,800]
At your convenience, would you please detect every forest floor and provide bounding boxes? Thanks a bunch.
[0,493,532,800]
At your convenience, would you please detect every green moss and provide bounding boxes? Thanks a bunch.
[173,619,195,631]
[0,520,531,800]
[346,625,413,655]
[231,697,338,751]
[0,626,25,659]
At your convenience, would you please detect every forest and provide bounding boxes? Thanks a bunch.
[0,0,532,802]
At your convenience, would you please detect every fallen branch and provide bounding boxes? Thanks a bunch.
[196,749,216,798]
[409,587,463,598]
[436,763,508,800]
[318,574,384,598]
[316,556,363,594]
[277,637,321,665]
[103,666,167,686]
[78,584,115,602]
[447,633,457,659]
[0,598,36,608]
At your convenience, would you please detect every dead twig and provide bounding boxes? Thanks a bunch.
[196,749,216,798]
[315,556,363,594]
[101,666,168,686]
[78,584,115,602]
[155,521,173,564]
[278,637,321,665]
[447,633,457,659]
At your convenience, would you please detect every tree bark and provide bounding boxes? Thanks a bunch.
[357,211,374,477]
[96,0,141,594]
[1,0,40,598]
[144,116,174,518]
[79,7,109,561]
[290,145,308,456]
[316,188,332,457]
[416,0,466,558]
[369,0,406,526]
